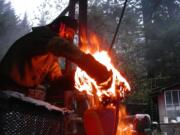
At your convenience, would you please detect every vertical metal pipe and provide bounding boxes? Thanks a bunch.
[79,0,87,48]
[65,0,76,74]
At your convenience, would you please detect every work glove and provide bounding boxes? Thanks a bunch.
[75,53,113,85]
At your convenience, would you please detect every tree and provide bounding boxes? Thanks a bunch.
[0,0,30,59]
[0,0,18,58]
[18,13,31,35]
[32,0,68,26]
[142,0,180,87]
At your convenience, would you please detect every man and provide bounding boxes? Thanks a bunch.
[0,16,112,100]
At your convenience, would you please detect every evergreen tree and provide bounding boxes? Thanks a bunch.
[18,13,31,35]
[0,0,18,58]
[142,0,180,87]
[0,0,30,59]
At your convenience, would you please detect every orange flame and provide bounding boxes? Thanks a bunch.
[74,33,131,106]
[116,106,134,135]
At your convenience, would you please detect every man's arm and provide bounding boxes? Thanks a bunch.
[47,37,112,85]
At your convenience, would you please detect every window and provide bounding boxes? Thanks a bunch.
[165,91,172,105]
[172,91,179,105]
[164,90,180,118]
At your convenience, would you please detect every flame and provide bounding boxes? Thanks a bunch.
[75,33,134,135]
[116,106,134,135]
[74,33,131,106]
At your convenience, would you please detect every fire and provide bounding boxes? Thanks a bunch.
[76,33,133,135]
[74,33,131,106]
[116,105,134,135]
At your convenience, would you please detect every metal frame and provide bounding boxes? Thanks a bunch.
[59,0,88,74]
[59,0,88,46]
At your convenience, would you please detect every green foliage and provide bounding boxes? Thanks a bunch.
[142,0,180,86]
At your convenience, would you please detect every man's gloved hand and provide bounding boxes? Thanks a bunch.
[75,54,113,86]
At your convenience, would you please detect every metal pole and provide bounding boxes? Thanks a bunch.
[109,0,128,52]
[79,0,88,48]
[65,0,77,74]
